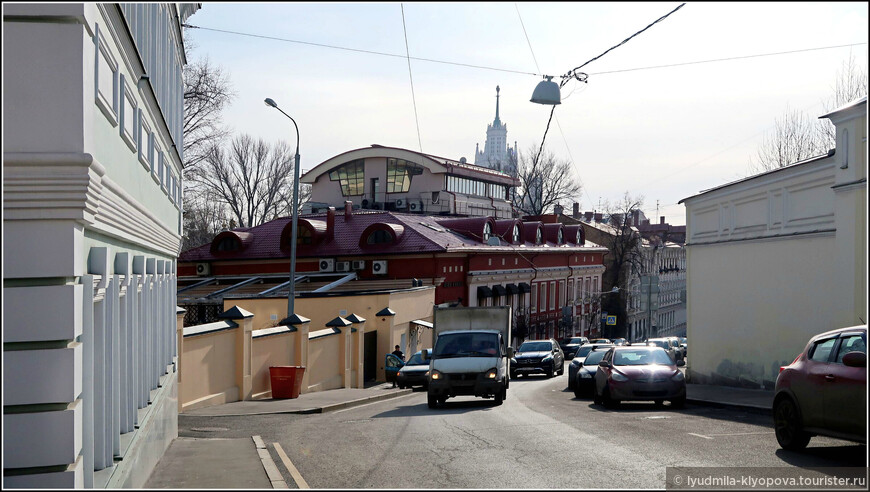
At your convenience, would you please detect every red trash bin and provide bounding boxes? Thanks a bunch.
[270,366,306,399]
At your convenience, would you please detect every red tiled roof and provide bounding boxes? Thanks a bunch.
[180,211,603,262]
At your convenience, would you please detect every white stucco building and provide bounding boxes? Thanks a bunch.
[679,97,866,389]
[3,3,198,487]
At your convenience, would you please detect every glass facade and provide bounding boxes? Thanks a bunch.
[386,158,423,193]
[328,159,365,196]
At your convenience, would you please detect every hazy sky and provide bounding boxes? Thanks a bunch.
[184,2,868,225]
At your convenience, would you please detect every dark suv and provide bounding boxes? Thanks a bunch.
[511,339,564,378]
[559,336,589,360]
[774,325,866,450]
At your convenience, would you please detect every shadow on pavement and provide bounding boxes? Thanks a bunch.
[774,445,868,468]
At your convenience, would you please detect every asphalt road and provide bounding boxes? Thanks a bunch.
[179,365,866,489]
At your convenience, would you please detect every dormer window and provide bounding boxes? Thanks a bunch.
[575,230,582,244]
[215,236,240,252]
[297,226,314,245]
[536,228,542,244]
[482,222,492,242]
[367,229,393,244]
[557,229,563,244]
[512,224,520,243]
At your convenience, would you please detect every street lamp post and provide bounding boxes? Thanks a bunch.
[264,97,301,319]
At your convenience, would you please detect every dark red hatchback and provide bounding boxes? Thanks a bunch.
[773,325,866,450]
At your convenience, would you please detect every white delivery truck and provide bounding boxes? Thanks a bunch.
[421,306,513,408]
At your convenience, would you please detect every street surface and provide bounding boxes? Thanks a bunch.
[179,364,866,489]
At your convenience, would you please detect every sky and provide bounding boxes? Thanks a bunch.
[184,2,868,226]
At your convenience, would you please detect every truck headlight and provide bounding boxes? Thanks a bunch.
[485,368,497,379]
[430,369,443,380]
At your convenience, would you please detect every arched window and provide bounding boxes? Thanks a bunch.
[557,229,563,244]
[535,227,542,245]
[297,226,314,245]
[366,229,393,245]
[512,224,521,243]
[215,236,240,252]
[575,230,582,244]
[482,222,492,242]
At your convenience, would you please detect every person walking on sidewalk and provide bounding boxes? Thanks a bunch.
[391,345,404,387]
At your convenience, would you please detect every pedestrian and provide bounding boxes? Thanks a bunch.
[391,345,404,387]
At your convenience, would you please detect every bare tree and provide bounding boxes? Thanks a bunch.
[749,54,867,174]
[512,146,583,216]
[598,192,647,339]
[193,134,298,228]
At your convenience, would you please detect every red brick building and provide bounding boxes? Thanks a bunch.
[179,203,607,341]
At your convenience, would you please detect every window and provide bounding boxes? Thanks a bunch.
[366,229,393,245]
[549,281,556,310]
[482,222,491,242]
[531,284,537,313]
[119,74,138,153]
[535,227,542,244]
[540,283,548,312]
[94,24,118,126]
[512,224,520,243]
[297,226,314,245]
[328,159,365,196]
[809,338,837,363]
[139,112,153,173]
[386,158,423,193]
[215,236,240,252]
[557,229,563,244]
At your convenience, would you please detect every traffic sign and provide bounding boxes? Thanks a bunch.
[606,315,617,326]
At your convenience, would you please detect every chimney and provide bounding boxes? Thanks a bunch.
[584,211,593,222]
[345,200,353,220]
[594,213,603,222]
[573,203,579,217]
[660,216,665,225]
[327,206,335,240]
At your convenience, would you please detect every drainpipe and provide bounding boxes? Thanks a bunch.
[444,190,458,215]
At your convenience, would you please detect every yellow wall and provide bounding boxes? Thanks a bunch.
[251,332,296,398]
[181,329,238,411]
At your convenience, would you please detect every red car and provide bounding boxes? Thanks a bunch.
[593,346,686,408]
[773,325,866,450]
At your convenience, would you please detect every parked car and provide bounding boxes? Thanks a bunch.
[396,350,431,389]
[567,344,614,390]
[666,336,685,361]
[590,338,611,344]
[612,338,628,346]
[773,325,866,450]
[593,346,686,408]
[678,337,688,357]
[559,337,589,360]
[646,338,679,363]
[511,339,564,378]
[572,348,611,398]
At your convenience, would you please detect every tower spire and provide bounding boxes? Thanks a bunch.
[494,85,501,125]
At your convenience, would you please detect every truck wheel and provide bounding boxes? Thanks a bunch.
[427,392,438,409]
[494,387,504,406]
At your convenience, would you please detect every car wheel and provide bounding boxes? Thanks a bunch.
[427,392,438,409]
[558,363,564,376]
[568,374,575,390]
[670,395,686,409]
[573,384,585,399]
[510,372,518,380]
[602,386,619,409]
[398,384,405,389]
[546,363,555,378]
[774,397,811,450]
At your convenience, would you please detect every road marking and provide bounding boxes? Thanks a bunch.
[273,442,310,489]
[252,436,287,489]
[688,433,714,439]
[708,431,775,436]
[332,392,416,413]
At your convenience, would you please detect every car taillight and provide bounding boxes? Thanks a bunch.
[779,354,801,373]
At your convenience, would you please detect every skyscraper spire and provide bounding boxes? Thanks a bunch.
[494,85,501,126]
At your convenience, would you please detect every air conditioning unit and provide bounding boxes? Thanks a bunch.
[196,263,210,276]
[335,261,351,272]
[372,260,388,275]
[408,200,424,212]
[361,198,370,209]
[352,260,366,270]
[395,198,407,209]
[319,258,334,272]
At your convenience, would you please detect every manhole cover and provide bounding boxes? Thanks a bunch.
[190,427,229,432]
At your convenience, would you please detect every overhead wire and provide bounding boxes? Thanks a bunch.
[401,4,424,153]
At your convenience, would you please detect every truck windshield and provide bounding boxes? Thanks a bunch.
[433,333,499,358]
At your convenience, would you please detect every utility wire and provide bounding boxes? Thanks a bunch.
[182,23,865,82]
[533,3,686,173]
[401,4,424,153]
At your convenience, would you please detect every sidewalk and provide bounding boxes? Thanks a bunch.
[150,382,773,488]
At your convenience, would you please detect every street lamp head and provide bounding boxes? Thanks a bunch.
[530,76,561,105]
[264,97,278,108]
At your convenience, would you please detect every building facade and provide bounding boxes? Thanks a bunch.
[3,3,198,487]
[679,97,866,389]
[178,206,607,346]
[302,145,519,219]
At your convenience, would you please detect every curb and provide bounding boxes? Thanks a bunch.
[687,398,772,416]
[184,389,414,417]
